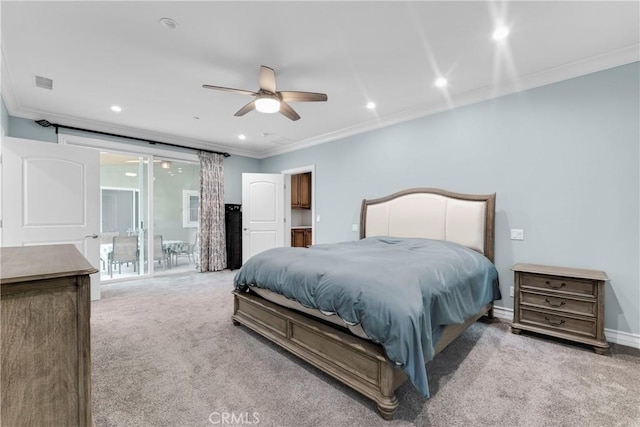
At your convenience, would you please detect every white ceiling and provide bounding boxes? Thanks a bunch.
[2,1,638,159]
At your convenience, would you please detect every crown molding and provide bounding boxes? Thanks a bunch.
[1,42,20,113]
[256,44,640,159]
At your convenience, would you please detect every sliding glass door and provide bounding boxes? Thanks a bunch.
[98,152,200,281]
[153,159,200,275]
[61,133,201,283]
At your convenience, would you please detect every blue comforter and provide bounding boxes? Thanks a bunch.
[234,237,500,397]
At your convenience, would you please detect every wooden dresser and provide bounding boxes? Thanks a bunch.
[511,263,609,354]
[1,244,97,426]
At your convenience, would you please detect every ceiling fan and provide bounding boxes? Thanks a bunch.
[202,65,327,121]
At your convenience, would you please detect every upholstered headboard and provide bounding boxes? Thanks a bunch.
[359,188,496,261]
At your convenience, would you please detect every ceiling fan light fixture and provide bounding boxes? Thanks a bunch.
[255,95,281,114]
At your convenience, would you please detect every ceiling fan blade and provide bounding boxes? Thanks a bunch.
[202,84,255,97]
[279,91,328,103]
[259,66,277,93]
[279,101,301,121]
[234,100,256,117]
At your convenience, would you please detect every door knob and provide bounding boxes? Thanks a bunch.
[85,234,99,239]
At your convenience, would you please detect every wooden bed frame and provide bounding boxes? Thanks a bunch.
[232,188,496,419]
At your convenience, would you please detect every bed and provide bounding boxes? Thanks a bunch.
[232,188,498,419]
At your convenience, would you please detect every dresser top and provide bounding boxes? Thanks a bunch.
[0,244,98,284]
[512,263,608,281]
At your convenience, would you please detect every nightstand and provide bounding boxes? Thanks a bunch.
[511,263,609,354]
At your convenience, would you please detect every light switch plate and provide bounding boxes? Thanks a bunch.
[510,229,524,240]
[352,224,359,232]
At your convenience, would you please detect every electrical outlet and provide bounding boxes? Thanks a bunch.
[510,286,514,297]
[510,229,524,240]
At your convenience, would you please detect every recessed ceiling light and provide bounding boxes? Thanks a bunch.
[111,105,122,113]
[366,102,376,110]
[159,17,178,30]
[435,77,448,88]
[125,172,137,177]
[238,134,247,141]
[492,26,510,41]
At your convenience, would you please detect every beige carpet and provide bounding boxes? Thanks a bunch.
[91,270,640,426]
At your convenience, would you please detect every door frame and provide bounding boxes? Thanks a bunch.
[281,165,316,247]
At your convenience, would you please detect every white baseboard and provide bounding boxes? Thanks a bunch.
[492,305,514,321]
[603,328,640,349]
[491,306,640,350]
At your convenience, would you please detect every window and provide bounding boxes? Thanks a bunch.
[183,190,199,228]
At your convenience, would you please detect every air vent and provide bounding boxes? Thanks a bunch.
[35,75,53,90]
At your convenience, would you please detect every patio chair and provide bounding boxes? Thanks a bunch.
[108,235,138,278]
[153,235,170,269]
[99,232,119,270]
[173,234,198,266]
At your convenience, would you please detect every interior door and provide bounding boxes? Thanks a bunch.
[1,137,101,300]
[241,173,284,263]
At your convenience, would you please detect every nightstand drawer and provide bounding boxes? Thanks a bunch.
[520,273,596,297]
[520,308,596,338]
[520,291,596,317]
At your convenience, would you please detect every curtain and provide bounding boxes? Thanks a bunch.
[198,152,226,272]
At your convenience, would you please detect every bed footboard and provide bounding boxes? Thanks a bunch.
[232,290,405,419]
[233,290,493,419]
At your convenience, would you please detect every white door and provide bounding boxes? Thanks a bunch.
[241,173,284,263]
[2,137,101,300]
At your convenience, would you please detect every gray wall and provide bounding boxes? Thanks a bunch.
[260,63,640,336]
[7,114,57,142]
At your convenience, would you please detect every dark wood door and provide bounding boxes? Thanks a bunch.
[291,173,311,209]
[291,174,300,208]
[291,229,306,247]
[298,173,311,209]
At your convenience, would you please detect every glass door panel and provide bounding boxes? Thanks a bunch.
[153,159,200,275]
[99,152,149,281]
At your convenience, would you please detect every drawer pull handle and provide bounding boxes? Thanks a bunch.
[545,280,566,289]
[544,298,566,308]
[544,316,566,326]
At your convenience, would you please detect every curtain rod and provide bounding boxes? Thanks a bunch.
[34,119,231,157]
